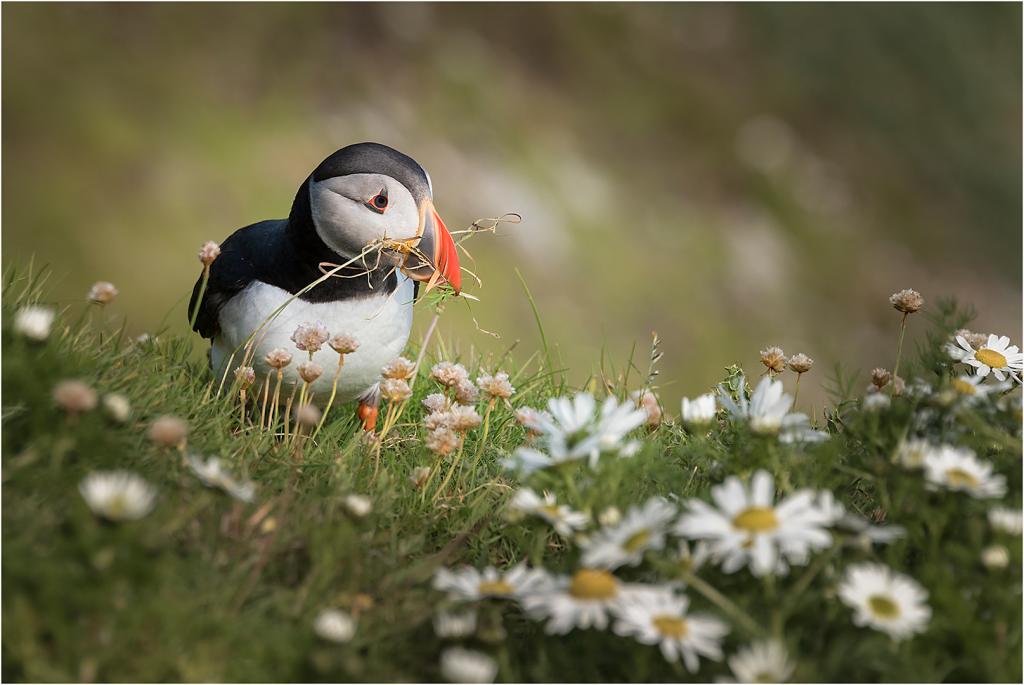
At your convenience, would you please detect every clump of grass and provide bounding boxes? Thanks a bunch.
[2,265,1021,682]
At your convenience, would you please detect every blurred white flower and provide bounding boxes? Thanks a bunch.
[613,587,728,671]
[723,640,795,683]
[953,334,1023,382]
[79,471,156,521]
[14,305,55,341]
[681,393,717,426]
[598,506,622,527]
[509,488,589,537]
[187,454,256,503]
[102,393,132,423]
[440,647,497,684]
[951,374,1009,402]
[838,563,930,641]
[981,545,1009,570]
[862,393,891,412]
[433,608,478,639]
[433,562,548,602]
[580,497,676,569]
[343,494,372,518]
[988,507,1023,535]
[313,608,355,643]
[87,281,118,305]
[676,470,833,577]
[895,438,933,469]
[922,445,1006,499]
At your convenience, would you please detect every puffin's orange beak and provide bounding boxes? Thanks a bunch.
[405,203,461,294]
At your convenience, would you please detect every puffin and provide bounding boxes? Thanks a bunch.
[188,142,461,430]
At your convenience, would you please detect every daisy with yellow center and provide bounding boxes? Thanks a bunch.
[519,568,642,634]
[612,588,728,671]
[676,470,833,577]
[922,444,1006,499]
[953,333,1023,383]
[508,487,589,537]
[838,563,930,640]
[580,497,677,569]
[950,374,1009,403]
[432,562,548,602]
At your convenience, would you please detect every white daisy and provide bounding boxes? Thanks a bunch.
[313,608,355,643]
[950,374,1010,402]
[922,445,1006,499]
[719,376,826,442]
[954,334,1023,382]
[187,454,256,503]
[503,392,646,474]
[580,497,677,569]
[14,305,55,341]
[681,393,717,426]
[440,647,497,683]
[433,607,478,639]
[79,471,157,521]
[723,640,795,683]
[988,507,1023,535]
[519,568,633,634]
[837,563,930,640]
[613,588,728,672]
[508,488,589,537]
[433,562,548,602]
[894,437,935,469]
[676,470,833,577]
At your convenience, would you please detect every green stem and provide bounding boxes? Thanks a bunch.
[314,359,344,439]
[466,399,495,485]
[891,312,908,393]
[682,571,765,638]
[433,437,466,502]
[188,266,210,331]
[793,373,802,408]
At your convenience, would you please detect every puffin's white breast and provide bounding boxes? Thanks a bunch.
[211,276,415,404]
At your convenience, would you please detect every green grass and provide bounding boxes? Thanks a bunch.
[2,266,1021,682]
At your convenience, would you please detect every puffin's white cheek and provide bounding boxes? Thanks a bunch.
[310,191,379,254]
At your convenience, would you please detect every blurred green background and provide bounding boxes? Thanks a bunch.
[3,3,1020,409]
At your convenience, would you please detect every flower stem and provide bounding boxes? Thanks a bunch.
[682,570,765,638]
[314,358,344,439]
[892,312,908,393]
[466,399,495,485]
[188,266,210,331]
[433,437,466,502]
[793,373,802,408]
[258,374,271,430]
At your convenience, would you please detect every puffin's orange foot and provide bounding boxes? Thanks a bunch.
[357,402,378,432]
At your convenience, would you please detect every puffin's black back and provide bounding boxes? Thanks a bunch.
[188,143,426,339]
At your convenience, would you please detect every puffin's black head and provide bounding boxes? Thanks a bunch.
[288,142,461,292]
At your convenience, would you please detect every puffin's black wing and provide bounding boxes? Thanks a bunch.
[188,219,288,339]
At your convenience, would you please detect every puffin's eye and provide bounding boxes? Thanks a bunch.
[366,188,389,213]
